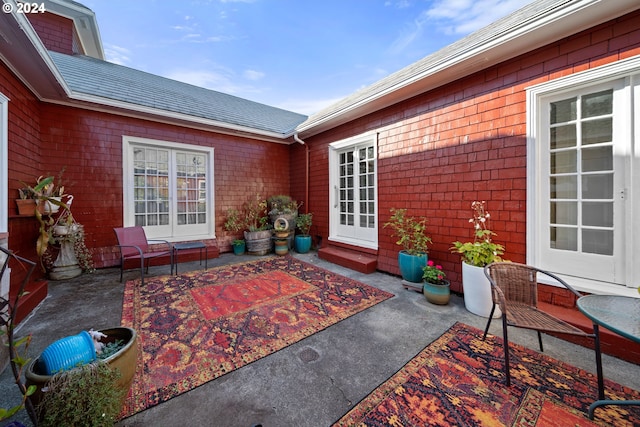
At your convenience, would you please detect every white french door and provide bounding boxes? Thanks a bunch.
[329,134,378,248]
[539,83,626,284]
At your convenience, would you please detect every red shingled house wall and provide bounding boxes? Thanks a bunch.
[289,9,640,295]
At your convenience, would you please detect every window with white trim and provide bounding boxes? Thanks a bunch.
[123,136,215,241]
[0,92,8,234]
[527,56,640,292]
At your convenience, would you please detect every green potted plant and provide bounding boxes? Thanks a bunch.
[450,201,505,317]
[224,195,272,255]
[25,326,138,422]
[383,208,432,286]
[294,212,313,254]
[36,362,122,427]
[231,239,246,255]
[422,260,450,305]
[224,208,246,255]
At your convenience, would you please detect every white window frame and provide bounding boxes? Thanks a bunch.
[0,92,9,234]
[122,136,215,242]
[526,55,640,296]
[328,131,378,250]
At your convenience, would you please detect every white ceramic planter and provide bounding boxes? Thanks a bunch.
[461,262,501,318]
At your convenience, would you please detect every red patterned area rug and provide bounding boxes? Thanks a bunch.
[120,255,393,418]
[333,322,640,427]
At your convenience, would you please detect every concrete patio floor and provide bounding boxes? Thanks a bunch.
[1,251,639,426]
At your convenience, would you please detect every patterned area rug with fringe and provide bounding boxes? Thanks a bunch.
[120,255,393,418]
[334,322,640,427]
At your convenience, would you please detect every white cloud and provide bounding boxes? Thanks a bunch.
[104,44,132,66]
[243,69,265,81]
[277,96,345,116]
[390,0,531,53]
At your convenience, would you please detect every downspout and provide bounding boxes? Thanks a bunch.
[293,133,310,214]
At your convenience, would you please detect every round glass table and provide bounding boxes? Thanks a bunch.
[577,295,640,419]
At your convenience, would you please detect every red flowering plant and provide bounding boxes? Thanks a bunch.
[422,260,448,285]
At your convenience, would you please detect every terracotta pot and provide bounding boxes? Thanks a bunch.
[15,199,36,216]
[26,327,138,410]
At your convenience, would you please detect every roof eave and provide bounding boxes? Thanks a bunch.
[44,0,104,59]
[296,0,640,138]
[44,92,297,143]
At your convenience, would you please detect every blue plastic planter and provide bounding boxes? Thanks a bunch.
[39,330,96,375]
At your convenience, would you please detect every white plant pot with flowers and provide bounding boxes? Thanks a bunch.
[451,201,505,318]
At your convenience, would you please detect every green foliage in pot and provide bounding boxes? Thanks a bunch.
[450,201,505,267]
[267,195,300,216]
[224,195,270,233]
[37,362,122,427]
[383,208,431,255]
[295,213,313,236]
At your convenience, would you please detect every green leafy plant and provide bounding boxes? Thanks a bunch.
[267,195,300,216]
[224,195,270,233]
[450,201,505,267]
[383,208,431,255]
[295,212,313,236]
[422,260,448,285]
[37,362,122,427]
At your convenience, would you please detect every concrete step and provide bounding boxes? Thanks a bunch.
[540,301,640,365]
[318,245,377,274]
[13,279,48,325]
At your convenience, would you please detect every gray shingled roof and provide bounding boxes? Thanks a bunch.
[49,51,307,136]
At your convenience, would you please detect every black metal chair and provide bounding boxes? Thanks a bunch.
[482,262,605,400]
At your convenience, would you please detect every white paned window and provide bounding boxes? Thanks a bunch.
[0,92,8,234]
[123,136,214,241]
[329,132,378,249]
[527,56,640,294]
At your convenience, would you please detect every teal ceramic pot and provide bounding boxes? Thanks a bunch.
[232,241,245,255]
[398,251,427,283]
[295,235,312,253]
[423,281,451,305]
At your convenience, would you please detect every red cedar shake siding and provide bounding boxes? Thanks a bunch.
[289,10,640,294]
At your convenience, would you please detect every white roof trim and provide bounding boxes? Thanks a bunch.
[296,0,640,137]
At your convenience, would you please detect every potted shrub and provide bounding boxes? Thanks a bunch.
[36,362,122,426]
[224,208,246,255]
[450,201,505,317]
[224,195,272,255]
[231,239,246,255]
[25,327,138,422]
[383,208,432,286]
[422,260,450,305]
[294,213,313,254]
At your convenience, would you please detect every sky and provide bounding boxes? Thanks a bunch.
[81,0,533,116]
